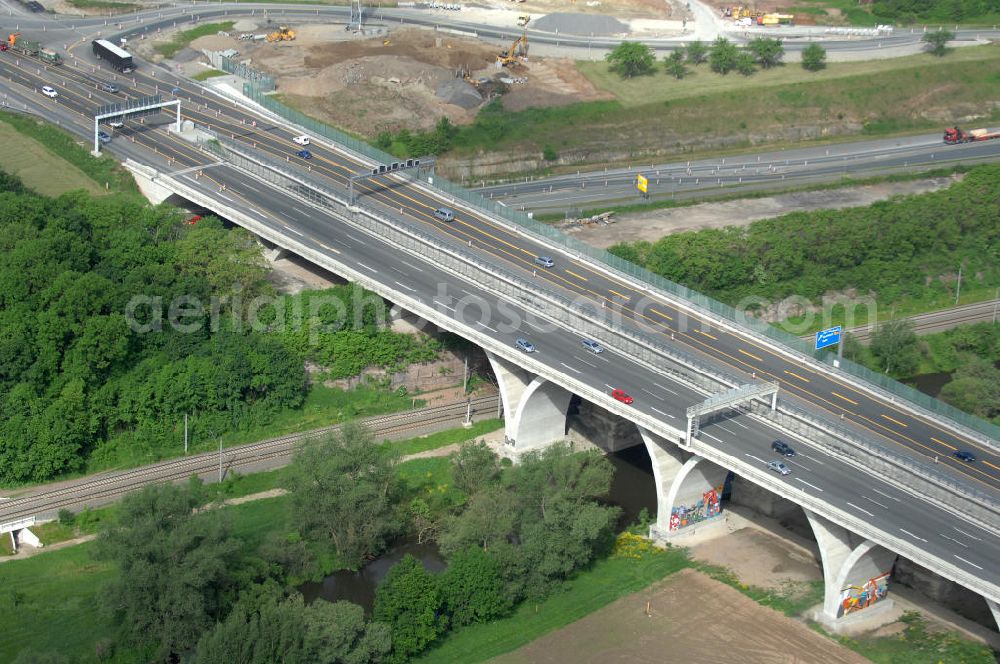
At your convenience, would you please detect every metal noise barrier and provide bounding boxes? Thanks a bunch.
[238,81,1000,449]
[201,136,1000,526]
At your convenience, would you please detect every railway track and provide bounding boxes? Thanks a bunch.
[799,299,1000,344]
[0,395,500,522]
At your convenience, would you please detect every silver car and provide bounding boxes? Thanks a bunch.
[767,460,791,476]
[534,255,555,268]
[515,338,536,353]
[581,339,604,354]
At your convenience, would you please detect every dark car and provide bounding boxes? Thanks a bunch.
[771,440,795,457]
[296,149,312,160]
[27,1,45,12]
[953,450,977,463]
[97,130,111,144]
[99,82,120,93]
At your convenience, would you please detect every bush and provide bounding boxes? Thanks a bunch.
[57,509,76,527]
[439,546,512,626]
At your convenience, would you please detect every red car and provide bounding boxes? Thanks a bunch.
[186,215,202,225]
[611,388,633,405]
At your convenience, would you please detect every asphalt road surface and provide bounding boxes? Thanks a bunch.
[480,134,1000,213]
[1,46,998,590]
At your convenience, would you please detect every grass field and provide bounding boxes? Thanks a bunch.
[192,69,227,81]
[155,22,235,59]
[579,45,1000,109]
[0,121,105,197]
[0,111,136,193]
[441,46,1000,174]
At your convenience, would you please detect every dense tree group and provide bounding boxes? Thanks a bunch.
[608,165,1000,307]
[0,174,439,483]
[871,0,998,23]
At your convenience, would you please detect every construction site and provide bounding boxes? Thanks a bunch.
[154,21,611,137]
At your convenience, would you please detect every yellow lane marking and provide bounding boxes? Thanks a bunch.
[880,414,908,428]
[608,288,631,301]
[318,242,341,255]
[930,436,957,451]
[565,269,588,282]
[984,460,1000,472]
[695,329,718,340]
[738,348,763,362]
[831,391,858,406]
[47,59,996,481]
[783,370,810,383]
[649,307,673,322]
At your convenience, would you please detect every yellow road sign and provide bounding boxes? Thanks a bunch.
[636,174,648,193]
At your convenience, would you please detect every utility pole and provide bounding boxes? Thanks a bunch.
[184,413,188,455]
[463,354,468,394]
[955,263,963,305]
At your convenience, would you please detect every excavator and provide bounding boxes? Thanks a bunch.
[266,26,296,42]
[3,32,21,50]
[497,33,528,67]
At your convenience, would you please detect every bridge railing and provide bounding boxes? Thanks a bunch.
[148,160,1000,606]
[200,134,1000,530]
[239,82,1000,448]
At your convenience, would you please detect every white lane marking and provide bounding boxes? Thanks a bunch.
[862,495,889,510]
[798,453,824,465]
[292,206,309,216]
[573,355,597,368]
[729,419,749,430]
[716,425,737,436]
[215,193,234,202]
[653,382,678,395]
[345,232,365,243]
[953,555,982,570]
[560,362,581,374]
[435,301,455,312]
[475,321,497,333]
[604,384,615,391]
[953,526,982,542]
[940,534,968,549]
[745,453,766,464]
[788,460,813,472]
[356,262,377,273]
[794,478,824,492]
[399,259,422,272]
[651,406,675,418]
[283,225,304,237]
[871,488,901,502]
[393,281,415,292]
[702,432,724,443]
[899,528,928,543]
[846,502,874,517]
[460,288,475,297]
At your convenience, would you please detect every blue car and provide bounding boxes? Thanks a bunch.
[296,149,312,159]
[953,450,977,463]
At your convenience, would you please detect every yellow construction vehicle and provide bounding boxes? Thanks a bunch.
[266,26,296,42]
[497,33,528,66]
[516,14,530,26]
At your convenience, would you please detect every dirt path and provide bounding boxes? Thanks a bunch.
[568,176,957,248]
[491,567,868,664]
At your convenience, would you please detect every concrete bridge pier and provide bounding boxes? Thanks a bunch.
[805,509,898,634]
[640,428,728,541]
[988,599,1000,633]
[486,351,572,460]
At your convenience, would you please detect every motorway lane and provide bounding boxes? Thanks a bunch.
[4,49,999,495]
[209,161,1000,584]
[7,52,998,586]
[481,135,1000,211]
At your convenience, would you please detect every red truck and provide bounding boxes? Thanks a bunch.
[943,126,1000,144]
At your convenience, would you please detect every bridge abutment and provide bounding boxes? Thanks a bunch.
[805,509,898,634]
[124,162,174,205]
[486,351,571,459]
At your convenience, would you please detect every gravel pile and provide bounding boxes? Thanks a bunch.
[532,12,629,36]
[435,78,483,109]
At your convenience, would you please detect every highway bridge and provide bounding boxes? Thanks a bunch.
[1,18,1000,635]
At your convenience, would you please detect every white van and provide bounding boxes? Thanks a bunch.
[433,207,455,222]
[41,86,58,98]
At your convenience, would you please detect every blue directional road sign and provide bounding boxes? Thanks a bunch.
[815,325,843,351]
